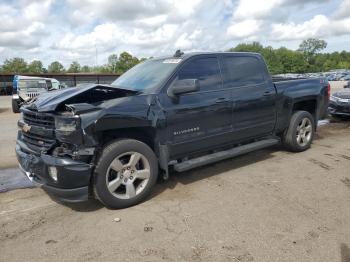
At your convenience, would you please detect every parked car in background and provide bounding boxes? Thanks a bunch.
[329,90,350,118]
[12,75,64,113]
[340,75,350,81]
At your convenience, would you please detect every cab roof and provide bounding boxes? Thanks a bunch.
[153,51,262,61]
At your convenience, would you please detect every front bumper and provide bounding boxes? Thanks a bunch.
[16,139,93,202]
[328,101,350,116]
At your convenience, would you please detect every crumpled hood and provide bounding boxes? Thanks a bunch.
[25,83,138,112]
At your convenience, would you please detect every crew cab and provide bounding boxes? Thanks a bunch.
[16,52,329,208]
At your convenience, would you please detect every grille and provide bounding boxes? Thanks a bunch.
[23,110,55,128]
[22,109,56,152]
[27,92,39,98]
[22,132,56,152]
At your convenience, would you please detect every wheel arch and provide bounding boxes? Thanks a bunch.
[292,99,317,119]
[98,127,157,151]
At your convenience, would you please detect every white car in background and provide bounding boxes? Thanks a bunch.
[12,75,64,113]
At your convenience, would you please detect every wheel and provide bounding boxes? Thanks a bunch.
[12,99,20,113]
[283,111,315,152]
[93,139,158,209]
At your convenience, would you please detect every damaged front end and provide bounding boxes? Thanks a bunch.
[16,84,138,202]
[16,107,97,202]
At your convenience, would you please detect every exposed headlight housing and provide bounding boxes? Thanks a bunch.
[55,115,80,132]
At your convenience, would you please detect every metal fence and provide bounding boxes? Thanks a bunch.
[0,73,120,95]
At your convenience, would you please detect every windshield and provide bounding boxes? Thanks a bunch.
[18,80,46,89]
[111,59,180,92]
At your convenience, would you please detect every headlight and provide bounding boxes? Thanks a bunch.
[55,116,80,132]
[330,95,338,103]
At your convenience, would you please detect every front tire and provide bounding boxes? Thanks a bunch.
[12,99,20,113]
[93,139,158,209]
[283,111,315,152]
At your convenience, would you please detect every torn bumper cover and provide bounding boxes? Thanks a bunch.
[16,138,93,202]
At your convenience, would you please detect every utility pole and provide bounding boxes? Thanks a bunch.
[95,44,98,67]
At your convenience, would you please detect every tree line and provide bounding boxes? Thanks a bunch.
[0,39,349,75]
[0,51,145,75]
[230,38,350,74]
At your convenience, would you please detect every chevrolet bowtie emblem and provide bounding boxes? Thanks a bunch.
[22,124,31,133]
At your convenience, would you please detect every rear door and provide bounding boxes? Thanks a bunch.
[220,55,276,141]
[159,55,233,158]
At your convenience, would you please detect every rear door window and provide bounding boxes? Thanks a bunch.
[177,57,222,92]
[222,56,265,88]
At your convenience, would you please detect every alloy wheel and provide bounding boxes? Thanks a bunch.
[106,152,151,199]
[296,117,313,147]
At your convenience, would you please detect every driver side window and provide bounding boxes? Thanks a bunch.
[177,57,221,92]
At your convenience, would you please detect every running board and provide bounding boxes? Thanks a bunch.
[173,138,279,172]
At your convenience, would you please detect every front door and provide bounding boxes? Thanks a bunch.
[159,55,233,158]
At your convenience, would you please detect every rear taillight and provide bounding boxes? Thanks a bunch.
[327,82,331,97]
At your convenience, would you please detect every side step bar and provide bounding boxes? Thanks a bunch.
[173,138,280,172]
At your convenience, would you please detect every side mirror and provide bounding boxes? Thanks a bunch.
[168,79,199,98]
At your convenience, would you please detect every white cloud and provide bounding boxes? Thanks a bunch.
[0,0,53,50]
[331,18,350,35]
[271,14,350,40]
[135,15,168,28]
[227,19,261,39]
[333,0,350,19]
[233,0,284,20]
[0,0,350,66]
[271,15,329,40]
[66,0,171,21]
[175,30,202,49]
[23,0,53,21]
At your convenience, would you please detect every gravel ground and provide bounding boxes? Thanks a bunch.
[0,96,19,168]
[0,93,350,262]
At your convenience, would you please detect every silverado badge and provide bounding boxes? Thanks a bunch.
[22,124,31,133]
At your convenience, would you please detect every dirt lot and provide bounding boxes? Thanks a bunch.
[0,96,19,168]
[1,95,350,261]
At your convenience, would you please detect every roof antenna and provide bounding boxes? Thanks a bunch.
[174,50,184,57]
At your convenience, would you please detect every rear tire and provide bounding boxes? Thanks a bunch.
[12,99,20,113]
[283,111,315,152]
[93,139,158,209]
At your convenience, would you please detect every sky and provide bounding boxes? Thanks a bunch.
[0,0,349,67]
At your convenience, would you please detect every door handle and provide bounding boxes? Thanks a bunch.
[215,97,229,103]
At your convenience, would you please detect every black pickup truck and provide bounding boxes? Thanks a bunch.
[16,52,329,208]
